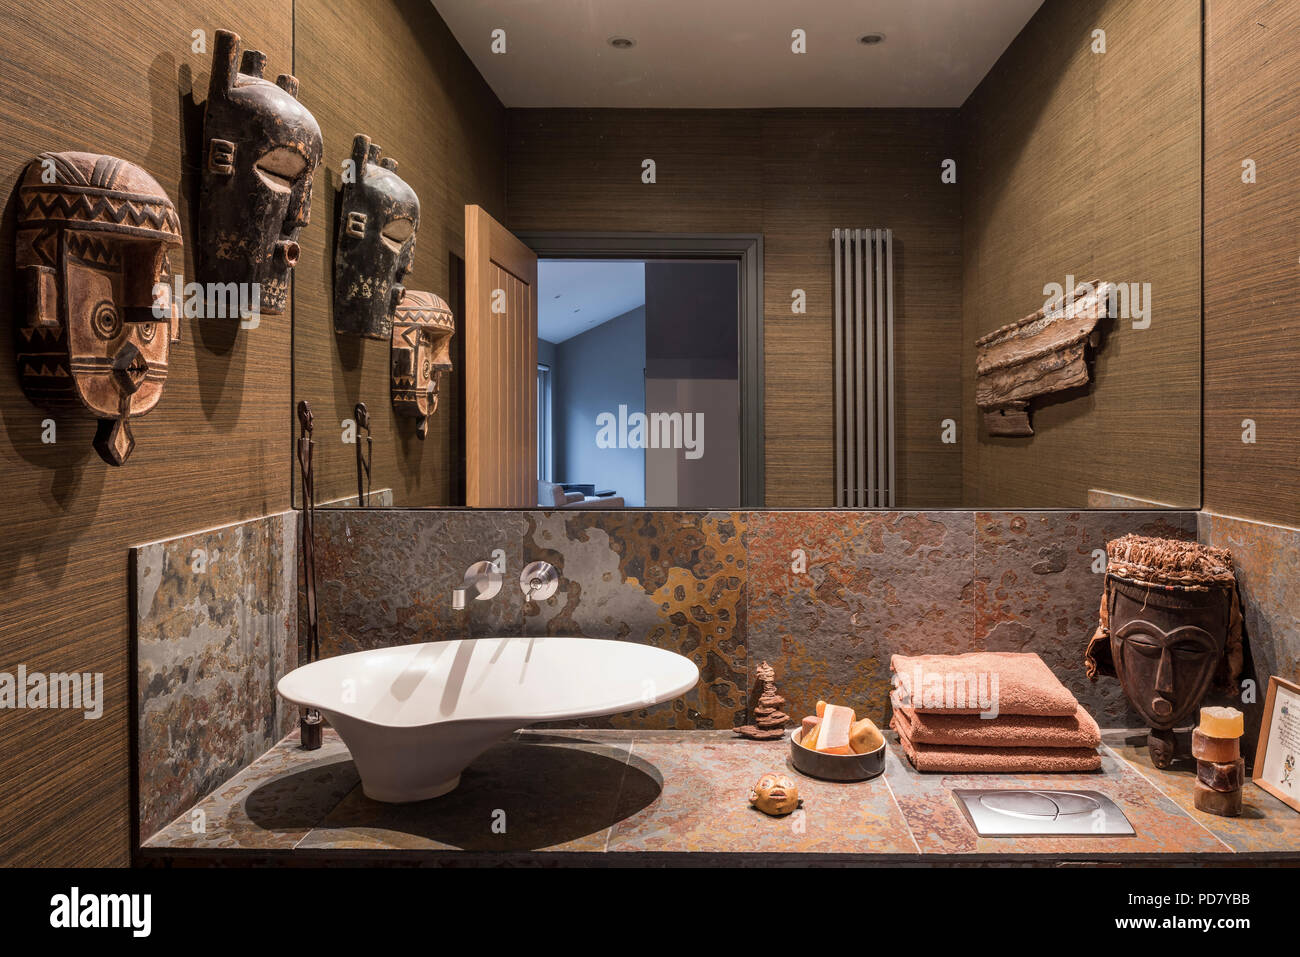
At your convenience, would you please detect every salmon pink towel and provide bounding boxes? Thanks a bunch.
[891,716,1102,773]
[890,691,1100,749]
[891,651,1078,717]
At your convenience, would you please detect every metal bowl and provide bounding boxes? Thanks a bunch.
[790,727,886,782]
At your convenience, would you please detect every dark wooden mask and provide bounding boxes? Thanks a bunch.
[200,29,322,317]
[1107,579,1230,731]
[333,134,420,339]
[14,151,183,465]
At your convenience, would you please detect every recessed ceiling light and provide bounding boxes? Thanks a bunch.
[608,35,636,50]
[858,33,886,45]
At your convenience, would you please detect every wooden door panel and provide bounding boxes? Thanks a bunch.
[465,206,538,506]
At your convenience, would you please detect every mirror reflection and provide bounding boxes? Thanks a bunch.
[291,0,1202,510]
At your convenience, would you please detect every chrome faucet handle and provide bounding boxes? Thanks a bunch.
[450,585,469,611]
[461,560,503,601]
[519,561,559,601]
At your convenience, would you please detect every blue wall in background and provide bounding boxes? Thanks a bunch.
[553,306,646,506]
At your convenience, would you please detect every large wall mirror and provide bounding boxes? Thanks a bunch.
[291,0,1202,511]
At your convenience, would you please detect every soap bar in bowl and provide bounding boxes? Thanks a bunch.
[790,727,886,782]
[850,717,884,755]
[816,704,856,754]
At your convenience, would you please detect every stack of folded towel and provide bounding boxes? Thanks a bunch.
[889,651,1102,773]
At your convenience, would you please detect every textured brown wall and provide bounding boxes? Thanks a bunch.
[505,109,964,508]
[960,0,1202,508]
[0,0,293,866]
[1203,0,1300,529]
[292,0,506,508]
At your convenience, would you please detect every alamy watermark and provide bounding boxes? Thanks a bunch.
[895,666,1001,719]
[595,404,705,461]
[1042,273,1152,329]
[153,275,262,327]
[49,887,150,937]
[0,665,103,719]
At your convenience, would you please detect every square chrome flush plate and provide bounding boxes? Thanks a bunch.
[951,788,1135,837]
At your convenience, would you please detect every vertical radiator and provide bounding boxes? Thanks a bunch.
[832,228,895,507]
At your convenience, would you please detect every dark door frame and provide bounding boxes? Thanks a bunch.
[515,231,764,508]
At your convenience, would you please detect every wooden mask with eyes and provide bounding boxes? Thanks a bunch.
[334,134,420,339]
[200,29,322,317]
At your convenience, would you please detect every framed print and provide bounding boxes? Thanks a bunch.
[1252,675,1300,813]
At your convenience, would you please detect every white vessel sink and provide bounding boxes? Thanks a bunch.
[277,636,699,802]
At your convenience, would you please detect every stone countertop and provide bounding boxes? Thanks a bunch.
[140,728,1300,864]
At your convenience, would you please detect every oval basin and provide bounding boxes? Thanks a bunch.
[277,636,699,802]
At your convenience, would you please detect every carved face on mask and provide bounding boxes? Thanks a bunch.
[1108,581,1229,731]
[200,29,322,317]
[748,772,800,816]
[14,151,182,465]
[334,134,420,339]
[391,290,454,439]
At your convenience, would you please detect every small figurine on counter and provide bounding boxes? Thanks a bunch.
[1193,706,1245,817]
[748,772,801,817]
[734,660,790,740]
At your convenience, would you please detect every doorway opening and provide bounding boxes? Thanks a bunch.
[520,233,764,508]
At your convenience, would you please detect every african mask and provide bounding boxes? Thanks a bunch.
[200,29,322,318]
[14,151,182,465]
[334,134,420,339]
[748,772,800,816]
[1085,535,1241,768]
[1110,584,1228,730]
[391,290,454,438]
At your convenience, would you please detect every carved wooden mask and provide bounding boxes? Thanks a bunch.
[15,151,183,465]
[390,290,454,439]
[200,29,322,317]
[1107,580,1230,732]
[334,134,420,339]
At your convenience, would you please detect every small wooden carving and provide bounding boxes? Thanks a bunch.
[298,399,322,751]
[391,289,455,439]
[14,151,182,465]
[734,661,791,740]
[334,134,420,339]
[748,772,801,817]
[200,29,322,317]
[975,280,1115,436]
[354,401,372,507]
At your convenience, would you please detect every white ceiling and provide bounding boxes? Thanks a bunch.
[538,260,645,343]
[433,0,1045,108]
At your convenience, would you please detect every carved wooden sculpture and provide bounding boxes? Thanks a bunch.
[334,134,420,339]
[975,280,1115,436]
[200,29,322,317]
[391,289,455,439]
[1085,535,1242,769]
[354,401,372,507]
[734,660,791,740]
[14,151,183,465]
[297,399,322,750]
